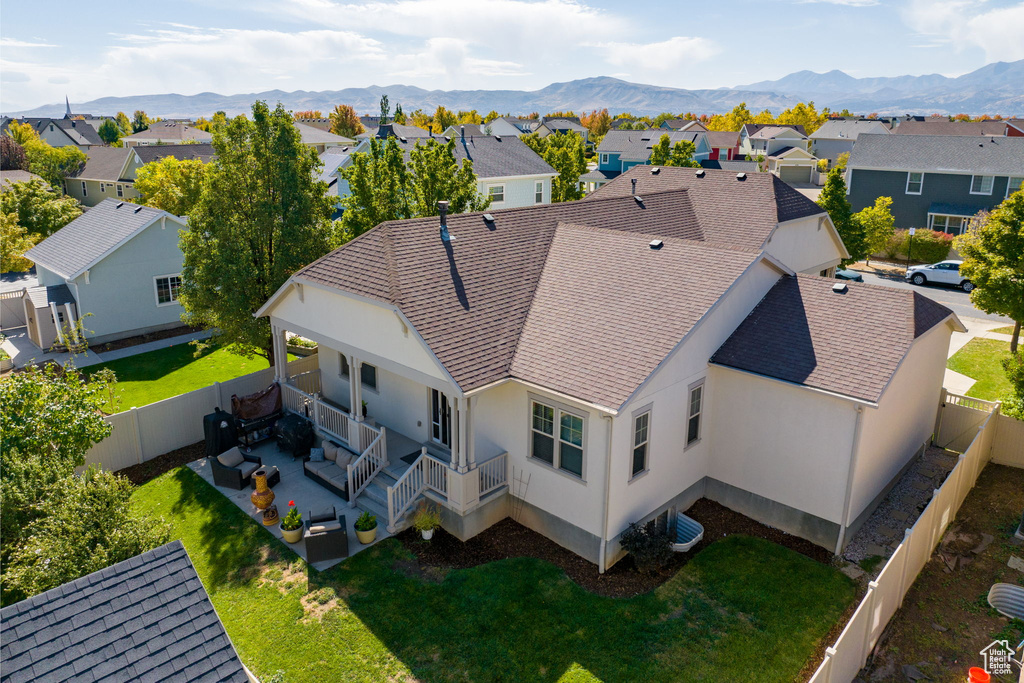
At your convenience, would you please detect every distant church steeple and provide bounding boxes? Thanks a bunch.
[65,95,72,118]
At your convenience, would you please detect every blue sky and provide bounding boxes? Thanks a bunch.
[2,0,1022,111]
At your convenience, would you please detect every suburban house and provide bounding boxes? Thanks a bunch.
[0,169,45,189]
[486,117,543,137]
[333,128,558,209]
[582,130,712,190]
[893,120,1016,137]
[442,123,489,137]
[0,541,251,683]
[660,119,708,132]
[294,117,333,131]
[0,116,104,151]
[611,118,647,130]
[356,123,432,140]
[705,130,740,161]
[65,144,214,207]
[121,122,213,147]
[738,124,809,158]
[699,159,760,173]
[534,118,589,144]
[251,165,952,575]
[810,119,891,167]
[766,146,819,184]
[295,122,355,152]
[847,134,1024,233]
[22,199,187,348]
[318,146,354,217]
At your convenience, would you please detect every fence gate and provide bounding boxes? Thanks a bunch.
[0,291,26,330]
[935,391,997,452]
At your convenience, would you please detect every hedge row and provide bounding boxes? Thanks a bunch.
[875,228,955,264]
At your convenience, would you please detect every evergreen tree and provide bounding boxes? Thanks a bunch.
[817,169,865,267]
[97,119,121,144]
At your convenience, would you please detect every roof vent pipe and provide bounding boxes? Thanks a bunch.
[460,125,465,140]
[631,178,637,195]
[438,201,451,242]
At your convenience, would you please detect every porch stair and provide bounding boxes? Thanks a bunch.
[352,466,422,533]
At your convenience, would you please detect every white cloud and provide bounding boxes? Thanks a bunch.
[903,0,1024,62]
[598,36,720,73]
[0,38,57,48]
[392,37,528,82]
[799,0,879,6]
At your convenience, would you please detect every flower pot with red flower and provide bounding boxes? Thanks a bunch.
[281,501,303,544]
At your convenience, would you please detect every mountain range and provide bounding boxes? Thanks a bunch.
[8,61,1023,119]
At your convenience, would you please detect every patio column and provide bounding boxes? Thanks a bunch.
[450,396,460,470]
[350,356,363,422]
[271,325,288,382]
[456,397,469,474]
[466,396,476,469]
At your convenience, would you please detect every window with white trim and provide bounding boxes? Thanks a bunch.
[81,181,87,197]
[600,153,609,165]
[535,180,544,204]
[631,411,650,478]
[1006,177,1023,198]
[361,362,377,390]
[116,184,124,198]
[488,185,505,203]
[970,175,994,195]
[154,274,181,305]
[929,214,967,235]
[905,172,923,195]
[530,400,585,478]
[686,380,704,446]
[339,353,349,379]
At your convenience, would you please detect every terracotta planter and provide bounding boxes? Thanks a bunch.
[355,525,377,545]
[420,529,434,540]
[250,470,275,511]
[281,526,303,544]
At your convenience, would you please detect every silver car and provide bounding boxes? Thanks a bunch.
[905,259,974,292]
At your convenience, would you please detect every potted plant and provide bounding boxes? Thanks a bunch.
[412,503,442,540]
[354,511,377,544]
[280,501,303,544]
[361,400,368,418]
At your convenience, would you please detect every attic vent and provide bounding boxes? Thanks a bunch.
[134,206,143,213]
[443,136,450,142]
[633,195,644,204]
[483,213,494,223]
[695,169,706,178]
[649,239,663,250]
[736,172,747,180]
[651,167,661,175]
[832,282,848,293]
[494,135,501,141]
[399,136,407,143]
[115,202,124,208]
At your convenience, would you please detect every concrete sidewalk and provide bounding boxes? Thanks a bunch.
[943,316,1017,396]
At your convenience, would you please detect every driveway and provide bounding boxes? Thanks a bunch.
[786,181,821,202]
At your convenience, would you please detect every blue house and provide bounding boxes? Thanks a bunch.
[582,130,712,190]
[847,134,1024,233]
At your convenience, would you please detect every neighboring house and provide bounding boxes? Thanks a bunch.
[1006,119,1024,136]
[335,128,557,209]
[611,118,647,130]
[442,124,489,137]
[535,118,589,144]
[0,170,45,190]
[22,199,188,348]
[766,146,819,184]
[705,130,740,161]
[810,119,891,167]
[582,129,712,189]
[699,159,760,173]
[295,122,355,153]
[295,117,333,131]
[0,116,104,151]
[738,124,809,158]
[0,541,251,683]
[486,117,543,137]
[660,119,708,132]
[121,122,213,147]
[356,123,432,140]
[258,166,957,570]
[847,134,1024,233]
[318,146,355,217]
[893,120,1014,136]
[65,144,215,207]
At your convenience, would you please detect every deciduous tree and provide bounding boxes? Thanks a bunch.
[0,177,82,236]
[1,213,39,272]
[521,131,586,203]
[131,110,151,133]
[293,110,323,120]
[329,104,364,138]
[393,103,406,125]
[408,139,489,216]
[339,136,412,240]
[817,169,865,266]
[854,196,895,265]
[431,106,457,134]
[955,190,1024,353]
[180,101,335,364]
[649,134,700,168]
[483,110,501,124]
[1,136,28,170]
[115,111,133,136]
[380,95,390,125]
[6,123,86,187]
[133,156,207,216]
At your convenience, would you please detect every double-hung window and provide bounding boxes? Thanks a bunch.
[488,185,505,204]
[81,181,88,197]
[154,274,181,306]
[535,180,544,204]
[361,362,377,391]
[530,400,585,478]
[600,153,609,165]
[970,175,994,195]
[905,172,923,195]
[686,380,704,446]
[116,184,124,198]
[1007,177,1024,198]
[632,411,650,478]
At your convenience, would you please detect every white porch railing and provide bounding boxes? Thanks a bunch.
[288,368,322,395]
[478,452,509,497]
[347,427,387,507]
[386,448,450,533]
[315,399,350,445]
[281,382,314,417]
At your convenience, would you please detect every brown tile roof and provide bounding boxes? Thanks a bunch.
[705,131,741,147]
[710,274,955,403]
[295,189,762,406]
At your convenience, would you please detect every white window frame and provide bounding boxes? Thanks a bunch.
[905,172,923,195]
[360,362,378,392]
[534,180,544,204]
[81,181,87,197]
[153,273,182,307]
[970,175,994,195]
[429,388,451,449]
[487,184,505,204]
[600,153,609,165]
[116,184,124,198]
[928,213,967,235]
[338,353,349,379]
[528,396,587,481]
[685,378,705,449]
[1005,176,1023,198]
[630,405,652,481]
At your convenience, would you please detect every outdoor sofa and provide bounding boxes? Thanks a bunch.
[302,440,356,501]
[210,447,262,490]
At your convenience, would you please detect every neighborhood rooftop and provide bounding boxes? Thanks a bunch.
[0,541,248,683]
[25,198,174,280]
[133,143,216,164]
[810,119,891,140]
[893,120,1012,136]
[595,129,705,160]
[711,274,958,403]
[849,133,1024,175]
[361,134,557,179]
[73,146,133,182]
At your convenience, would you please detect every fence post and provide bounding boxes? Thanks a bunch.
[898,528,913,607]
[130,407,144,465]
[214,381,223,409]
[822,647,836,683]
[861,582,878,661]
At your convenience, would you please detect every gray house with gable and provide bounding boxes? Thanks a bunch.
[847,134,1024,233]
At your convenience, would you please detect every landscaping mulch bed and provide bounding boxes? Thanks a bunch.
[118,440,205,486]
[397,498,833,598]
[91,325,206,354]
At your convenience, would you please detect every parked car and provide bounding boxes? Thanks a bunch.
[905,260,974,292]
[835,269,863,282]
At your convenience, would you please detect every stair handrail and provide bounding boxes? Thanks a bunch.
[347,426,386,508]
[387,447,428,533]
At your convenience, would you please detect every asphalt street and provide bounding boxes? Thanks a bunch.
[855,269,1012,324]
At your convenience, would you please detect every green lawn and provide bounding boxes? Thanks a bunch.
[990,325,1018,336]
[132,467,855,683]
[947,338,1013,402]
[83,342,286,412]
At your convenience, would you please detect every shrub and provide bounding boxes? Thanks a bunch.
[876,229,954,263]
[620,520,673,574]
[355,511,377,531]
[287,336,318,349]
[412,503,442,533]
[1002,352,1024,420]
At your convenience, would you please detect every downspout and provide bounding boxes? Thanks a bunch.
[598,414,614,574]
[834,405,866,555]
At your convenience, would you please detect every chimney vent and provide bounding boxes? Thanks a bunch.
[631,178,637,194]
[438,201,452,242]
[832,282,848,293]
[460,125,465,139]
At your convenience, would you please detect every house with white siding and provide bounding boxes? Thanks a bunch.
[256,165,960,570]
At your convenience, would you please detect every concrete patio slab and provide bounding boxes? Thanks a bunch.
[188,439,392,571]
[943,368,976,395]
[1,327,101,369]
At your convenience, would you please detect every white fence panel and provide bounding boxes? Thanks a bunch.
[135,385,217,460]
[827,597,874,683]
[867,548,905,652]
[936,401,990,452]
[991,414,1024,467]
[83,411,140,471]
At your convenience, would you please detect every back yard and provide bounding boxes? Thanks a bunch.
[133,467,856,683]
[947,338,1013,403]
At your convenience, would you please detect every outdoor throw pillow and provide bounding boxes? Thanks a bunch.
[309,447,325,462]
[323,442,338,462]
[217,447,244,468]
[335,451,353,470]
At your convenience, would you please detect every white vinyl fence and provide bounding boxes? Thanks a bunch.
[84,354,319,472]
[809,395,1017,683]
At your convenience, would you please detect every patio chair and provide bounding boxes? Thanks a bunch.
[209,446,262,490]
[304,507,349,564]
